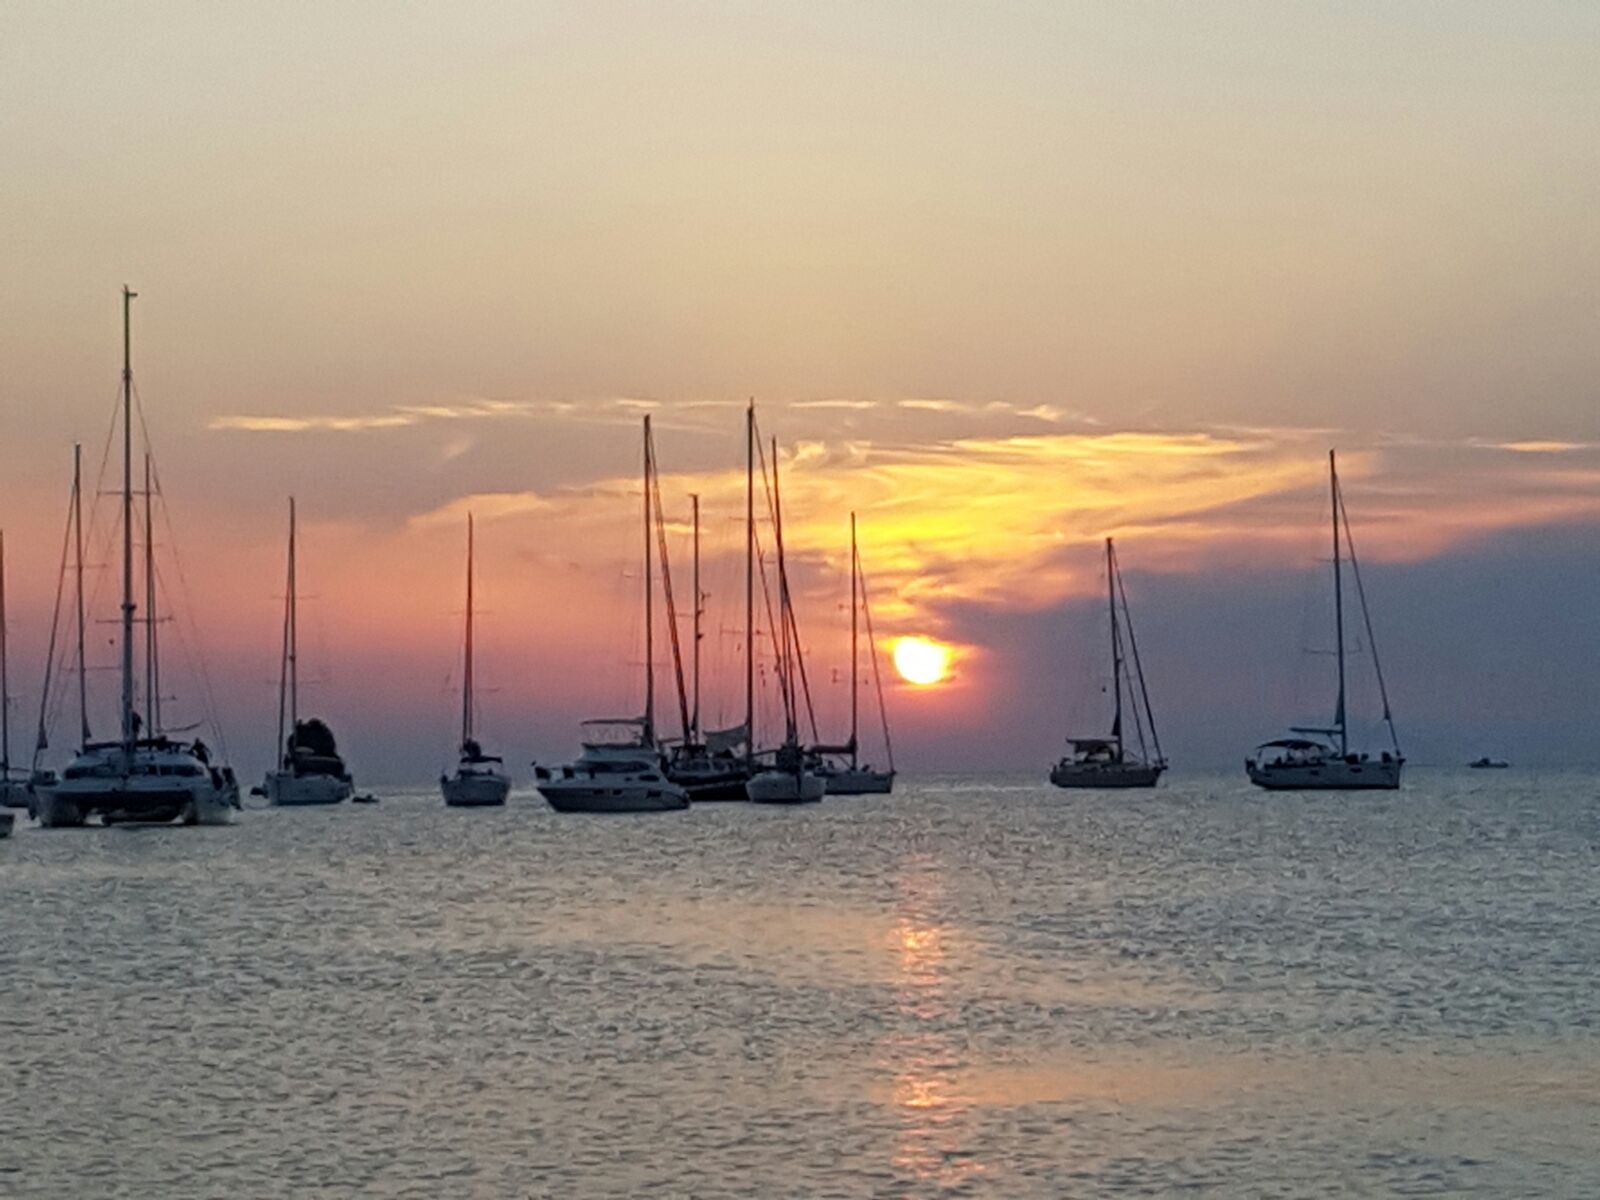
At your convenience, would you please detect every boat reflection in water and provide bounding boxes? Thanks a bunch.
[880,859,985,1191]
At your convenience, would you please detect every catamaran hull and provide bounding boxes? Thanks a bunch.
[264,771,353,806]
[35,780,237,827]
[0,811,13,837]
[442,773,511,807]
[822,768,895,795]
[1246,760,1402,790]
[1050,763,1164,789]
[746,770,825,803]
[0,779,30,809]
[538,783,689,813]
[668,765,753,801]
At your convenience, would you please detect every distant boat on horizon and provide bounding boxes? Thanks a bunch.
[441,513,510,807]
[1469,757,1509,769]
[1247,451,1404,791]
[259,498,356,806]
[1051,537,1167,789]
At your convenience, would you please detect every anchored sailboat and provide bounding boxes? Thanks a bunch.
[33,287,239,827]
[535,416,689,812]
[1246,451,1403,790]
[1051,537,1166,789]
[746,425,824,804]
[811,513,895,794]
[441,514,510,807]
[260,499,355,805]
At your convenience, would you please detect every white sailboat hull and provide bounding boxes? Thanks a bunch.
[1050,761,1164,789]
[441,770,510,807]
[1246,757,1402,791]
[821,767,894,795]
[746,769,825,803]
[538,778,688,813]
[264,770,353,806]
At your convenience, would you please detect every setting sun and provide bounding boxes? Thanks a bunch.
[892,637,953,686]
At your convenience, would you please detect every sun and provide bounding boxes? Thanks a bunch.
[892,637,952,686]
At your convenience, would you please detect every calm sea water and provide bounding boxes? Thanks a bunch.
[3,770,1598,1198]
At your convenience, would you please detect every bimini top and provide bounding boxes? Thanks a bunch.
[1254,737,1334,752]
[1067,738,1119,752]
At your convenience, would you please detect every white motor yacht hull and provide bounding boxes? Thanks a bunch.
[821,768,894,795]
[1050,762,1164,789]
[442,771,511,807]
[538,780,688,813]
[264,770,353,806]
[746,770,825,803]
[1245,758,1402,790]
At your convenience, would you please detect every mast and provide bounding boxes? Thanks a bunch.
[642,415,654,745]
[1330,450,1347,756]
[1114,543,1164,767]
[73,444,89,747]
[144,453,160,736]
[120,285,137,751]
[849,512,859,770]
[462,512,474,749]
[1107,537,1122,761]
[771,437,796,744]
[0,531,9,774]
[690,493,701,745]
[276,498,296,768]
[744,401,755,767]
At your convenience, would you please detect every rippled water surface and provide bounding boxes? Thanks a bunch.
[4,770,1599,1197]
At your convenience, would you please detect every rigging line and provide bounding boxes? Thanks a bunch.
[857,548,895,774]
[146,453,231,763]
[1336,483,1402,757]
[753,527,788,724]
[1113,549,1164,764]
[754,433,820,743]
[30,473,77,770]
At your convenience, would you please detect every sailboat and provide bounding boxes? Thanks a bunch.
[0,531,32,808]
[260,498,356,805]
[664,492,753,800]
[746,423,824,804]
[1051,537,1167,789]
[1246,451,1404,790]
[811,513,895,794]
[535,416,689,813]
[441,514,510,807]
[33,288,239,827]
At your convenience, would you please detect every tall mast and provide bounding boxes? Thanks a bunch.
[849,512,859,770]
[276,497,296,767]
[1107,536,1122,759]
[73,444,89,747]
[1330,450,1347,756]
[120,285,137,751]
[642,415,654,745]
[771,436,795,744]
[690,493,701,745]
[462,512,475,748]
[144,453,160,736]
[744,401,755,767]
[0,531,9,774]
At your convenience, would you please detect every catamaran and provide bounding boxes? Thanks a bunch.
[1051,537,1167,789]
[746,419,824,804]
[441,513,510,807]
[0,531,32,809]
[535,416,689,813]
[32,288,239,827]
[260,498,356,805]
[1246,451,1404,790]
[811,513,895,794]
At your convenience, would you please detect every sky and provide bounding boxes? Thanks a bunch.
[2,2,1597,781]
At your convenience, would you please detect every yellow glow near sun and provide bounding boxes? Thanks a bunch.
[892,637,952,686]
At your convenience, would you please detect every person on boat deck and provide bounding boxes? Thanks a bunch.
[192,738,209,763]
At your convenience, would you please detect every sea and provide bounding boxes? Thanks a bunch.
[3,769,1597,1198]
